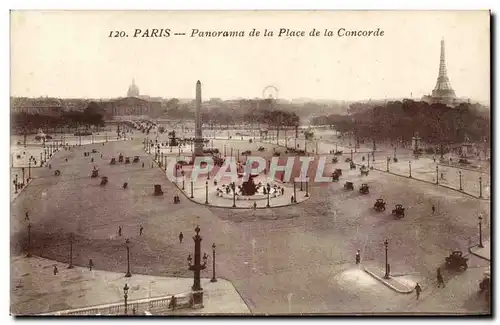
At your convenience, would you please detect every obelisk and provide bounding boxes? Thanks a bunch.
[193,80,204,156]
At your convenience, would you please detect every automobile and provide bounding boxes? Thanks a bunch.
[392,204,405,218]
[100,176,108,186]
[373,199,386,211]
[133,156,140,163]
[359,183,369,194]
[344,181,354,191]
[445,251,468,271]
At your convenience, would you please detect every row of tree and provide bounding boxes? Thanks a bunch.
[311,100,490,145]
[11,102,105,134]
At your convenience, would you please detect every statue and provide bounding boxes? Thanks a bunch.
[241,174,258,196]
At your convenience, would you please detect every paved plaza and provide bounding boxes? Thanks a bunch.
[10,131,491,315]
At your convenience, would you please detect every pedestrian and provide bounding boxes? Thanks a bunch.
[88,259,94,271]
[25,212,29,221]
[432,205,436,214]
[281,188,284,195]
[441,173,444,179]
[415,283,422,300]
[179,232,184,243]
[437,268,445,288]
[53,265,59,275]
[139,225,143,236]
[253,202,257,210]
[355,249,361,264]
[142,162,144,168]
[118,226,122,237]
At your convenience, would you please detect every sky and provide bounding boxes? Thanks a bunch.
[10,10,490,102]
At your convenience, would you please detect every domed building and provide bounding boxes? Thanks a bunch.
[127,78,140,97]
[102,78,161,117]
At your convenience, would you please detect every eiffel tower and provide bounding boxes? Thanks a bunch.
[431,39,456,98]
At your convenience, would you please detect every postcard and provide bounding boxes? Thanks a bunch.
[10,10,491,316]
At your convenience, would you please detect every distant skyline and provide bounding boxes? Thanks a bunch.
[11,11,490,103]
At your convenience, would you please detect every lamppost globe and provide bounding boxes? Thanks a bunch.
[123,283,129,295]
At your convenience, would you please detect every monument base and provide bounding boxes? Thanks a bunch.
[191,290,204,309]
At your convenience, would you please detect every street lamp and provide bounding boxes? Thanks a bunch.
[350,149,353,161]
[384,239,389,279]
[191,179,194,198]
[266,183,271,207]
[40,152,43,167]
[187,226,209,308]
[231,182,236,208]
[459,170,463,191]
[479,176,483,198]
[125,239,132,277]
[22,167,25,186]
[409,161,412,178]
[182,170,185,190]
[205,181,209,205]
[123,283,129,315]
[305,177,309,197]
[293,181,297,201]
[435,165,439,184]
[27,223,32,257]
[478,216,484,248]
[14,174,18,194]
[211,243,217,282]
[386,157,390,172]
[68,233,75,269]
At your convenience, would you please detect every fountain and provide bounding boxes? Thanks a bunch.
[240,174,258,196]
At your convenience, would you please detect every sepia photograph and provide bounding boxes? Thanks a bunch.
[9,10,491,316]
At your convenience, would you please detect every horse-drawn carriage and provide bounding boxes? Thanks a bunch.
[118,154,124,163]
[91,168,99,178]
[331,157,338,164]
[125,157,130,164]
[350,161,356,170]
[344,181,354,191]
[110,158,116,165]
[133,156,140,163]
[392,204,405,219]
[360,166,369,176]
[258,147,265,152]
[359,183,369,194]
[334,150,343,156]
[54,170,61,176]
[100,176,108,186]
[373,199,386,211]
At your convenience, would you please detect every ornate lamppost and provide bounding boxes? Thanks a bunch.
[22,167,25,186]
[459,170,463,191]
[305,176,309,197]
[384,239,389,279]
[386,157,390,172]
[231,181,236,208]
[125,239,132,277]
[27,222,32,257]
[123,283,129,315]
[210,243,217,282]
[205,181,209,205]
[435,165,439,184]
[478,215,484,248]
[182,170,185,190]
[68,233,75,269]
[350,149,353,162]
[187,226,209,308]
[409,161,412,178]
[191,179,194,198]
[40,152,43,167]
[266,183,271,208]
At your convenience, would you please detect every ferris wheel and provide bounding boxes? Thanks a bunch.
[262,85,279,100]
